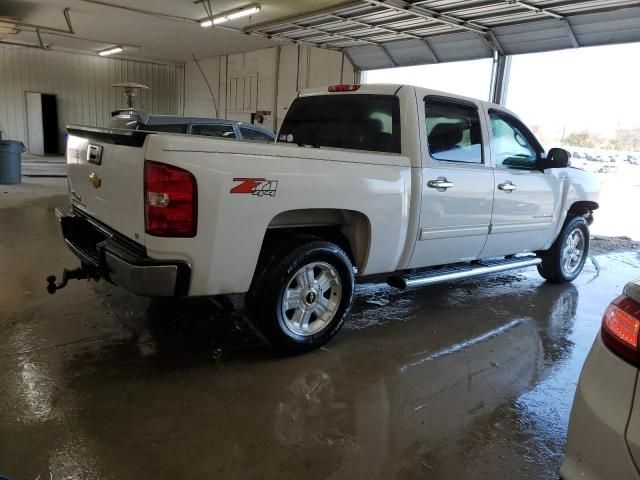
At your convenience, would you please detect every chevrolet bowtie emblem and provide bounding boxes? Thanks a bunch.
[89,172,101,189]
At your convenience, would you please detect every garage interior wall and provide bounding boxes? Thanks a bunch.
[0,45,183,152]
[184,45,355,132]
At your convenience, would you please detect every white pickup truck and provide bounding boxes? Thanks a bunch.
[50,84,600,353]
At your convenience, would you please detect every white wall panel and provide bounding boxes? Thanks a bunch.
[0,45,182,153]
[184,45,355,133]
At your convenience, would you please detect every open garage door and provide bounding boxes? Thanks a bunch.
[245,1,640,70]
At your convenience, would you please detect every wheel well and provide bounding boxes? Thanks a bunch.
[568,201,599,216]
[262,209,371,272]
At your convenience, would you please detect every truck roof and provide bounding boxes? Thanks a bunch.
[298,83,515,117]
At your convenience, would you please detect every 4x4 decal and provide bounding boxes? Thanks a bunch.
[231,178,278,197]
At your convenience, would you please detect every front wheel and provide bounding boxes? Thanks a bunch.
[247,239,355,354]
[537,216,590,283]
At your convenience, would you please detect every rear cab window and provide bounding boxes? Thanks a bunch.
[278,94,401,154]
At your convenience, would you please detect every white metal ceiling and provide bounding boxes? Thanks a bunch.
[244,0,640,69]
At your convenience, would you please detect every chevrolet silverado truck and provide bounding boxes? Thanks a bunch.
[49,84,600,353]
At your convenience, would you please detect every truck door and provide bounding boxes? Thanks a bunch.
[479,110,561,258]
[408,96,494,269]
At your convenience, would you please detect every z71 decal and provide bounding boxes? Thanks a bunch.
[231,178,278,197]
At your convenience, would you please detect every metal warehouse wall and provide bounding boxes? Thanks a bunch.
[184,45,355,132]
[0,45,183,152]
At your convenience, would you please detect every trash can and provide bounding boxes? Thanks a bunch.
[0,140,25,184]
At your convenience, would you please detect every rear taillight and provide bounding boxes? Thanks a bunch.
[601,295,640,366]
[328,84,361,92]
[144,160,197,237]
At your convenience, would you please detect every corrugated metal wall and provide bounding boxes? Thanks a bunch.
[184,46,354,132]
[0,45,183,152]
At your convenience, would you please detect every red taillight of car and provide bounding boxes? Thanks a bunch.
[328,84,361,92]
[144,160,197,237]
[601,295,640,366]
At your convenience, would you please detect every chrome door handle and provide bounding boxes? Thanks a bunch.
[498,182,516,192]
[427,178,454,191]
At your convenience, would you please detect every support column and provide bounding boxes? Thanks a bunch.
[488,51,512,105]
[354,68,362,84]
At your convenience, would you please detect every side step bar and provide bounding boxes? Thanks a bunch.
[387,256,542,290]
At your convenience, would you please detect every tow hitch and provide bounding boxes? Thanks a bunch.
[46,265,101,294]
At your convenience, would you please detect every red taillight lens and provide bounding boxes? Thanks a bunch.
[601,295,640,366]
[144,160,197,237]
[328,84,361,92]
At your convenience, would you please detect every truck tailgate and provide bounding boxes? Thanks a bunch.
[66,126,150,244]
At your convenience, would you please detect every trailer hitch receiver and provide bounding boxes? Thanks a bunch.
[46,265,100,294]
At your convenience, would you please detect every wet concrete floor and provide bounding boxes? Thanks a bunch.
[1,182,639,479]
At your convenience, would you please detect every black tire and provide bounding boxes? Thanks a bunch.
[246,238,355,354]
[537,216,590,284]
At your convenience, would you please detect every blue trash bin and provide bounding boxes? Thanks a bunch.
[0,140,26,184]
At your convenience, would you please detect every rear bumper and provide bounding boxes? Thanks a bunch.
[560,334,640,480]
[56,207,191,296]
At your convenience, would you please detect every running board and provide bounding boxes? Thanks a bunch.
[387,256,542,290]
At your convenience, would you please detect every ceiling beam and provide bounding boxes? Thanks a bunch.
[504,1,581,47]
[326,13,423,41]
[562,19,580,47]
[429,0,640,26]
[283,21,380,46]
[380,44,398,66]
[486,30,505,54]
[422,38,440,63]
[243,1,363,33]
[365,0,488,35]
[504,0,564,19]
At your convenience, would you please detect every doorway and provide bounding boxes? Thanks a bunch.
[26,92,59,155]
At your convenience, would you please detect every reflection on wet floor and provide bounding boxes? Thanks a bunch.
[1,194,639,479]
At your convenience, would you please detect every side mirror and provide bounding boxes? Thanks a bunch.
[542,148,570,169]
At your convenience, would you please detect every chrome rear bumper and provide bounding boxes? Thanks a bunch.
[55,207,190,297]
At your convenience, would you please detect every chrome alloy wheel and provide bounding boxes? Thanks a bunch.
[280,262,342,337]
[561,228,586,276]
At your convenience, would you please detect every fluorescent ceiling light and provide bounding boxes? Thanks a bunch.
[99,46,123,56]
[200,5,260,28]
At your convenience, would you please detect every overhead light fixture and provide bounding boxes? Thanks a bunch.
[200,4,260,28]
[99,46,123,56]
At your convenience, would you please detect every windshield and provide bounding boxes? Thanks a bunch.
[278,94,401,154]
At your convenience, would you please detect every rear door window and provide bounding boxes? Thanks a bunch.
[191,124,236,138]
[278,94,401,153]
[239,127,274,142]
[425,98,483,164]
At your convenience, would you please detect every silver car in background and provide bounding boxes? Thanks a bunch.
[109,110,276,142]
[562,279,640,479]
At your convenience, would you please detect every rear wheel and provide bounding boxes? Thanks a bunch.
[247,239,355,354]
[538,216,590,283]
